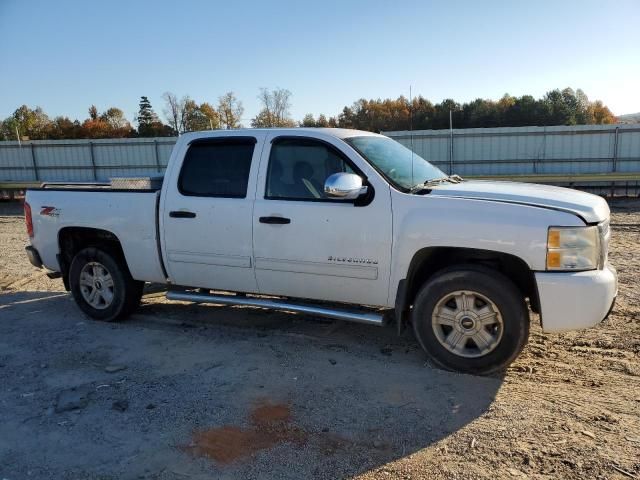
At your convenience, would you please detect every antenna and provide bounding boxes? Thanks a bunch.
[409,85,414,186]
[16,126,26,177]
[449,109,454,174]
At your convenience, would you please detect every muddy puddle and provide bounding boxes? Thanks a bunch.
[183,399,388,464]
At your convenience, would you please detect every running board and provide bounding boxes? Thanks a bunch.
[165,291,385,326]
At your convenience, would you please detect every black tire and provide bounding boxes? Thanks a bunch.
[69,247,143,322]
[412,265,529,375]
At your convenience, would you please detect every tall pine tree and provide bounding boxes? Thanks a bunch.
[137,96,160,137]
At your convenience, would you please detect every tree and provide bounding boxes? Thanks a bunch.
[251,88,295,128]
[136,96,172,137]
[46,116,82,139]
[162,93,221,133]
[182,99,203,131]
[79,106,135,138]
[137,96,157,125]
[0,117,18,141]
[183,99,220,131]
[300,113,316,127]
[88,105,99,121]
[0,105,50,140]
[162,92,187,133]
[100,108,130,130]
[198,102,220,130]
[80,117,111,138]
[218,92,244,129]
[316,114,329,127]
[575,89,592,124]
[316,87,615,131]
[589,100,616,124]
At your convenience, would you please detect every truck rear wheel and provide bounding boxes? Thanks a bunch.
[69,247,143,322]
[412,265,529,375]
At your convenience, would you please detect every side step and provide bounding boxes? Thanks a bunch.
[165,291,385,326]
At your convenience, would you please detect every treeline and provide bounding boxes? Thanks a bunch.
[0,87,616,141]
[0,91,246,141]
[305,88,616,131]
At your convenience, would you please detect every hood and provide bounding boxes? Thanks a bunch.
[428,180,609,223]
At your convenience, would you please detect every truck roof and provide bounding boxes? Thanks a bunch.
[179,127,383,142]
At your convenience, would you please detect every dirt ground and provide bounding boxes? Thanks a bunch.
[0,200,638,480]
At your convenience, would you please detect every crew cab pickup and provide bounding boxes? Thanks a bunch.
[24,128,617,374]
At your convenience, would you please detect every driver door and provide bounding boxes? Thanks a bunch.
[252,134,393,307]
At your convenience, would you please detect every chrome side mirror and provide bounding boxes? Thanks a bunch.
[324,172,368,200]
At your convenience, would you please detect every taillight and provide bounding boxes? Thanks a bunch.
[24,202,34,238]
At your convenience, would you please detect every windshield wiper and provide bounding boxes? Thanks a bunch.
[409,174,463,194]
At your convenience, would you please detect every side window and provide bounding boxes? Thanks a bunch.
[266,138,355,200]
[179,139,255,197]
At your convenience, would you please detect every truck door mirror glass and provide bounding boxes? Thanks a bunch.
[324,172,368,200]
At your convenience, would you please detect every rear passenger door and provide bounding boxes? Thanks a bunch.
[161,135,261,292]
[252,134,393,307]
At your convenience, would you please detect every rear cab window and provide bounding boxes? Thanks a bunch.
[179,138,256,198]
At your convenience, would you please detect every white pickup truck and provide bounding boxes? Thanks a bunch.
[24,128,617,374]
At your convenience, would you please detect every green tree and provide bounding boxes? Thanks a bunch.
[183,100,220,131]
[0,105,51,140]
[316,114,329,127]
[320,88,615,131]
[136,96,171,137]
[300,113,316,127]
[137,96,157,126]
[88,105,99,121]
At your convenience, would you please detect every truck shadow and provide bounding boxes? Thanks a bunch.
[2,290,504,479]
[135,296,505,478]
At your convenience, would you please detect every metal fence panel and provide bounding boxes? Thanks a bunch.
[1,127,639,192]
[0,137,178,183]
[618,129,640,173]
[384,125,640,187]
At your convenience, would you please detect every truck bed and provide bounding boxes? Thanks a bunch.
[26,188,166,284]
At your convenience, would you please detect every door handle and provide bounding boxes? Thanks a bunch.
[169,210,196,218]
[259,216,291,224]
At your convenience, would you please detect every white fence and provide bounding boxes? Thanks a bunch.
[383,124,640,177]
[0,138,177,183]
[1,125,639,194]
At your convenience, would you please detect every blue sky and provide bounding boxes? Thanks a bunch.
[1,0,639,124]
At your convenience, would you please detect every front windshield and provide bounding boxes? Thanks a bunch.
[345,136,446,190]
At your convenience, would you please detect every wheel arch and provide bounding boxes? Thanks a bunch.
[395,246,539,331]
[57,227,127,290]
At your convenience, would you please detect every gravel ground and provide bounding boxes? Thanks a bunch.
[0,200,639,480]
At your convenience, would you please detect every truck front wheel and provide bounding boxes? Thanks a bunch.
[412,266,529,375]
[69,247,143,322]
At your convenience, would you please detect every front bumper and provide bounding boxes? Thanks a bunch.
[535,263,617,333]
[25,245,43,269]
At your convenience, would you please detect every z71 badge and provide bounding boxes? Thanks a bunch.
[40,206,60,217]
[328,256,378,265]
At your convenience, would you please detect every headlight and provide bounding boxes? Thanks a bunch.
[546,226,599,271]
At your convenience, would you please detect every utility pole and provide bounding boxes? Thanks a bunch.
[449,110,454,174]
